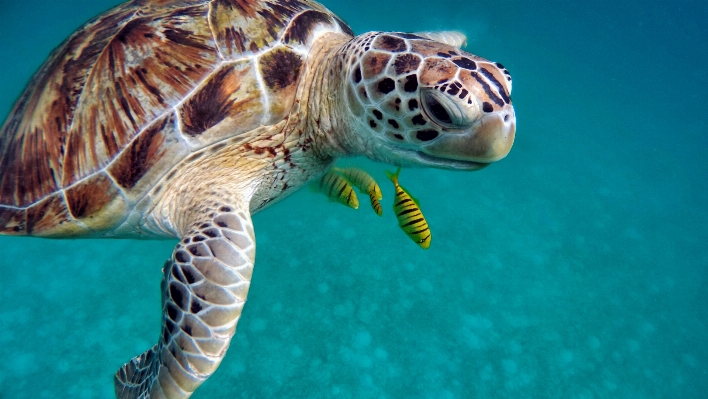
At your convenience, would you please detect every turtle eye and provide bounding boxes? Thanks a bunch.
[421,88,478,129]
[422,90,459,128]
[424,94,452,125]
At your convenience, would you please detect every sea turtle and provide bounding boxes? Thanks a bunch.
[0,0,516,397]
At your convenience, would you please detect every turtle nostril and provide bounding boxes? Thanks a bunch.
[504,114,510,123]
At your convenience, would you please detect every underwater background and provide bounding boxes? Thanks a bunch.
[0,0,706,397]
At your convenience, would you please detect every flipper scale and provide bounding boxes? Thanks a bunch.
[115,201,255,398]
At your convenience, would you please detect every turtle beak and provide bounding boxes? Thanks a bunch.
[422,105,516,163]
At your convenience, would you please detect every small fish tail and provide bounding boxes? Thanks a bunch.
[385,166,402,185]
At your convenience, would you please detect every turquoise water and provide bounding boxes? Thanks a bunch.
[1,0,706,398]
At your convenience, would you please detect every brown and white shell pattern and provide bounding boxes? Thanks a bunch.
[0,0,353,237]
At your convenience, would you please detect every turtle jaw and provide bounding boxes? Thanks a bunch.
[419,106,516,167]
[412,151,491,170]
[387,146,490,170]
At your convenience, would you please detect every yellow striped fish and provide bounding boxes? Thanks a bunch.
[334,167,383,216]
[386,167,431,249]
[367,190,383,216]
[316,170,359,209]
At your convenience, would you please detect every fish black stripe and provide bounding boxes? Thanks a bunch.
[398,207,417,215]
[410,227,429,234]
[419,233,431,243]
[406,220,426,228]
[352,170,364,184]
[395,198,412,206]
[329,174,340,186]
[471,71,504,107]
[346,189,353,204]
[397,208,419,217]
[318,174,326,190]
[479,68,510,104]
[320,173,332,191]
[327,175,338,198]
[337,182,347,198]
[402,218,424,227]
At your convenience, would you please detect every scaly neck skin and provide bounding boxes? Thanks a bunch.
[299,33,366,162]
[145,34,367,238]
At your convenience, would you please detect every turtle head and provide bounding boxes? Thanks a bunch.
[341,32,515,170]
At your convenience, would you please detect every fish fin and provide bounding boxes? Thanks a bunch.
[386,167,420,205]
[385,167,402,185]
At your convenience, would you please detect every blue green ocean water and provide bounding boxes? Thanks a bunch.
[0,0,706,398]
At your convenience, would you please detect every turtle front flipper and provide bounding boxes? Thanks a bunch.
[115,203,256,399]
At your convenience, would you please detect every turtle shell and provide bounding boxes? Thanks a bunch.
[0,0,353,236]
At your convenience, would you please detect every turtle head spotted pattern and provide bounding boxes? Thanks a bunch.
[335,32,515,170]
